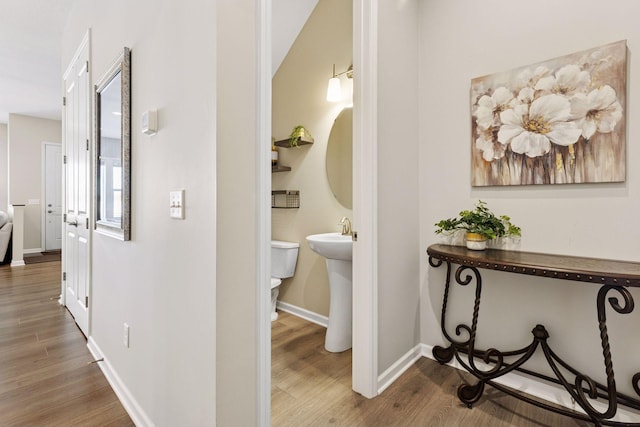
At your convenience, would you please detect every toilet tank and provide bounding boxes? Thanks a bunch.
[271,240,299,279]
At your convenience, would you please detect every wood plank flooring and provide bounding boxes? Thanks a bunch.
[0,260,599,426]
[272,311,591,427]
[0,261,133,426]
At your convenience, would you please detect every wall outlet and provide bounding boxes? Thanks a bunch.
[123,323,130,348]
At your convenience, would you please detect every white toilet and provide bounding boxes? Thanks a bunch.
[270,240,299,321]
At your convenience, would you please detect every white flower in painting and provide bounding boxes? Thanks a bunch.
[475,126,506,161]
[535,64,591,96]
[570,85,623,139]
[515,66,551,90]
[517,87,535,104]
[498,94,582,157]
[474,87,514,129]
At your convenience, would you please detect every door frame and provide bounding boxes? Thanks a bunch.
[256,0,272,424]
[256,0,379,423]
[41,141,63,252]
[351,0,378,398]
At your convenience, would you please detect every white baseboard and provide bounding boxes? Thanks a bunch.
[87,337,155,427]
[10,260,25,267]
[276,301,329,328]
[420,343,640,423]
[23,247,42,254]
[378,344,423,394]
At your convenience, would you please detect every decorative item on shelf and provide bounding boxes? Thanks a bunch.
[271,137,291,172]
[288,125,314,147]
[271,138,278,167]
[434,200,521,251]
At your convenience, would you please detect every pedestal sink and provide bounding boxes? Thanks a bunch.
[306,232,352,352]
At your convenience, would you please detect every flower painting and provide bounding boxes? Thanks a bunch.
[471,41,627,186]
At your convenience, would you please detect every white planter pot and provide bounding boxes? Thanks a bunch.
[465,232,487,250]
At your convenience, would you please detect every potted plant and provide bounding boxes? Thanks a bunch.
[289,125,314,147]
[435,200,521,250]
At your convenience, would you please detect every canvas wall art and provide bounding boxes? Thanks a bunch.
[471,40,627,186]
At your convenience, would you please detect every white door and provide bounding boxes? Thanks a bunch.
[63,33,91,336]
[44,143,63,251]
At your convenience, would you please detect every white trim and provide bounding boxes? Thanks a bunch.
[420,344,640,423]
[63,30,90,80]
[256,0,272,426]
[352,0,378,399]
[10,204,25,266]
[87,338,155,427]
[276,301,329,328]
[377,344,423,394]
[23,247,43,254]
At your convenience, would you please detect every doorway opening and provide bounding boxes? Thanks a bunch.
[265,0,379,424]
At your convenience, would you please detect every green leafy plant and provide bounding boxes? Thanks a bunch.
[435,200,521,240]
[288,125,313,147]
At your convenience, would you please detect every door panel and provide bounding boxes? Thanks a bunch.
[44,143,63,251]
[63,35,90,337]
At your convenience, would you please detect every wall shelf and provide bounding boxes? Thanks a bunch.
[272,165,291,173]
[274,137,313,148]
[271,190,300,209]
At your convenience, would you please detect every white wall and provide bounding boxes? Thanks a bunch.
[0,124,7,212]
[62,1,217,425]
[7,114,61,250]
[376,0,421,374]
[272,0,353,317]
[216,0,262,425]
[419,0,640,397]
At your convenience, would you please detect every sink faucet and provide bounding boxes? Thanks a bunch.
[339,217,352,236]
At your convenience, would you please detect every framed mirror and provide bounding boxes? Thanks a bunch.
[95,47,131,240]
[326,107,353,209]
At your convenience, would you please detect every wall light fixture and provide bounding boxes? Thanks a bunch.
[326,64,353,102]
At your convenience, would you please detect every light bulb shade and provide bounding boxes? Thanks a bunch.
[326,77,342,102]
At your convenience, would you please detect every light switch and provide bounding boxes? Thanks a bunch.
[170,190,185,219]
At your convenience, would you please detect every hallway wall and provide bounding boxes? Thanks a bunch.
[62,1,217,425]
[419,0,640,398]
[376,0,421,374]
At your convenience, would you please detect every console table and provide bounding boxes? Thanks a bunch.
[427,244,640,426]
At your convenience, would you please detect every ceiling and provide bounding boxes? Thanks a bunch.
[0,0,315,126]
[272,0,318,76]
[0,0,76,125]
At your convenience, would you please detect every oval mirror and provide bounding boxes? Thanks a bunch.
[326,107,353,209]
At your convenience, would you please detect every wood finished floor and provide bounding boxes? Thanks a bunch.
[0,260,596,426]
[0,261,133,427]
[271,311,591,427]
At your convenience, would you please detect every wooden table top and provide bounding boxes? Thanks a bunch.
[427,244,640,288]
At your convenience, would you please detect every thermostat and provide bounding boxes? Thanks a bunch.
[142,110,157,135]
